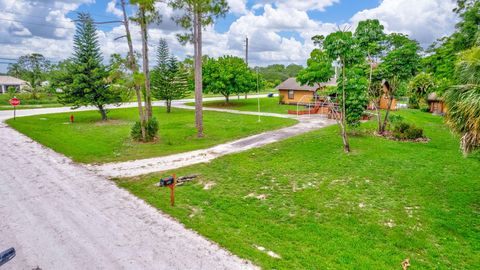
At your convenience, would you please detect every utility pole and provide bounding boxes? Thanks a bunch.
[245,36,249,99]
[245,36,249,65]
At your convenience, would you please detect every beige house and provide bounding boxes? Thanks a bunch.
[276,77,336,105]
[0,76,27,94]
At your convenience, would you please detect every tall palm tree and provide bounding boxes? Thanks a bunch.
[444,46,480,154]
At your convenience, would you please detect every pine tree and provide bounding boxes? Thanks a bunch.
[58,12,121,120]
[151,39,189,113]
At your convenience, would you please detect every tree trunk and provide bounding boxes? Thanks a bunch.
[340,121,350,152]
[340,60,350,153]
[98,104,107,121]
[193,10,204,137]
[140,7,152,120]
[225,94,229,104]
[120,0,146,141]
[166,100,171,113]
[374,101,382,133]
[380,95,395,133]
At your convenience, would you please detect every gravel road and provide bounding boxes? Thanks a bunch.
[0,118,258,269]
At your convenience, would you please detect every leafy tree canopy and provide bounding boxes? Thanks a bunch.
[7,53,51,98]
[203,55,257,102]
[296,49,334,87]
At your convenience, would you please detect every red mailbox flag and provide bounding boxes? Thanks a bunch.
[9,98,20,106]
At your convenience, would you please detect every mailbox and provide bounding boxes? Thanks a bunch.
[160,176,175,187]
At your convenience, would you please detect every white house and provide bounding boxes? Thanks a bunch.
[0,76,27,94]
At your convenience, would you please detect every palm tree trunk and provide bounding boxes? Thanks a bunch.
[120,0,146,141]
[193,10,204,137]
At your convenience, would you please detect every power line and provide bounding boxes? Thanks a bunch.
[0,18,74,30]
[0,57,17,61]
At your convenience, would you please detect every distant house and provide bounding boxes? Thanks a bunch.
[0,76,27,94]
[427,92,446,115]
[276,77,336,105]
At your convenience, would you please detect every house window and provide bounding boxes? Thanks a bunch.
[288,90,294,99]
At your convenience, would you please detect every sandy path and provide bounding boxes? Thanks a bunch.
[89,114,334,178]
[0,117,258,269]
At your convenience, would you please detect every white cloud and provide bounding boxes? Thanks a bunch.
[350,0,458,46]
[227,0,248,14]
[106,0,124,17]
[0,0,462,73]
[253,0,338,11]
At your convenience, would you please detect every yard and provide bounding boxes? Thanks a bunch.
[188,97,299,114]
[0,93,62,110]
[6,107,296,163]
[116,110,480,269]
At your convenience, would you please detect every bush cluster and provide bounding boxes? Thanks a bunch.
[393,122,424,140]
[131,117,159,142]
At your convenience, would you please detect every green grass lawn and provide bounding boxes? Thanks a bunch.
[116,110,480,269]
[0,93,62,110]
[189,97,299,114]
[7,107,296,163]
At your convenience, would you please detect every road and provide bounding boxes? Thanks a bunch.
[0,99,264,270]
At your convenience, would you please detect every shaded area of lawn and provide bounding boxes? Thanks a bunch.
[6,107,296,163]
[188,97,299,114]
[117,110,480,269]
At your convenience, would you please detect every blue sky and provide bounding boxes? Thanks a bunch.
[0,0,459,72]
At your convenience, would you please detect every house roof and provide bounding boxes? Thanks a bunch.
[0,76,27,85]
[428,92,443,101]
[276,77,337,92]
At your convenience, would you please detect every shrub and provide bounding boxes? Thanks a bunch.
[404,126,424,139]
[278,94,284,104]
[420,106,430,112]
[131,117,159,142]
[392,121,424,140]
[388,114,404,125]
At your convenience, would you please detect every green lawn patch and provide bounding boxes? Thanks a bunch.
[0,93,62,110]
[116,110,480,269]
[7,107,297,163]
[188,97,299,114]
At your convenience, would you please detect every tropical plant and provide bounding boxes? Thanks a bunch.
[444,46,480,154]
[354,19,386,130]
[377,33,421,133]
[408,72,435,108]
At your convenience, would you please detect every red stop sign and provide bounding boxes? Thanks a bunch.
[9,98,20,106]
